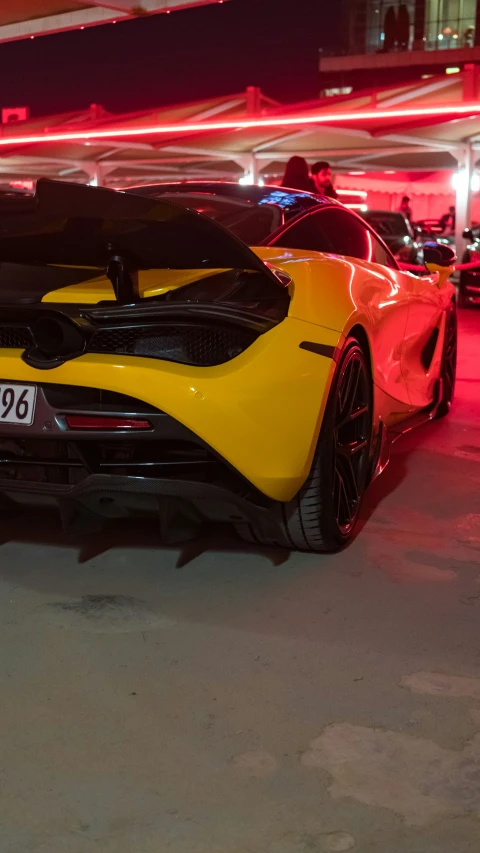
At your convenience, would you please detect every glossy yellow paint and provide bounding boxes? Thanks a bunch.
[254,247,414,406]
[256,248,455,408]
[42,267,226,303]
[425,262,455,288]
[0,247,455,502]
[0,316,340,502]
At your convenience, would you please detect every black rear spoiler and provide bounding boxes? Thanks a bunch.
[0,179,279,304]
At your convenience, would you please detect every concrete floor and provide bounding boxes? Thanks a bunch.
[1,310,480,853]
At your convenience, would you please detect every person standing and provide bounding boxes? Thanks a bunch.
[281,156,315,192]
[440,205,456,235]
[311,161,338,199]
[399,195,412,221]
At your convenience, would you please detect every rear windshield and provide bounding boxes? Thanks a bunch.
[129,191,281,244]
[362,212,410,238]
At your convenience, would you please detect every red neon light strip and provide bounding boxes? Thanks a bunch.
[0,103,479,146]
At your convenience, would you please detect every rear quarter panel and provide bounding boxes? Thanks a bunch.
[253,247,414,410]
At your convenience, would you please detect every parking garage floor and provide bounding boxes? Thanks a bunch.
[1,309,480,853]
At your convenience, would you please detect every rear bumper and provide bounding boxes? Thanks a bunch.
[0,472,281,541]
[0,315,339,501]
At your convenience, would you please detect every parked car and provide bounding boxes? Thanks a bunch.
[459,226,480,307]
[414,218,445,240]
[359,210,422,265]
[0,179,457,552]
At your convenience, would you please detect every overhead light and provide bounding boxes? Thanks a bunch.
[4,103,480,147]
[446,67,460,74]
[348,171,365,175]
[337,189,367,198]
[451,169,479,191]
[239,172,264,186]
[438,33,444,40]
[239,172,253,185]
[384,170,396,174]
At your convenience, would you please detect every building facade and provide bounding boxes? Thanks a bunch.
[321,0,480,92]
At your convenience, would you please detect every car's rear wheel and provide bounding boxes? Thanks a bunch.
[435,302,457,419]
[235,338,373,552]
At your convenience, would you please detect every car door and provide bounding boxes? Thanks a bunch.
[269,206,412,406]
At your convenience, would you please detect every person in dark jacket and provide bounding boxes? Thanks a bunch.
[311,161,338,199]
[440,205,456,234]
[399,195,412,221]
[281,156,315,193]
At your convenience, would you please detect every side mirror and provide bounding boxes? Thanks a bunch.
[423,241,456,268]
[463,228,473,240]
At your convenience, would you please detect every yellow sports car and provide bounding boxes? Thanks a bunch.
[0,179,456,551]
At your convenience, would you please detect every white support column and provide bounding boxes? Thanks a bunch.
[237,153,260,185]
[249,153,260,185]
[455,142,474,255]
[83,162,110,187]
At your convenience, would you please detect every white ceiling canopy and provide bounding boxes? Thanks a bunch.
[0,0,224,43]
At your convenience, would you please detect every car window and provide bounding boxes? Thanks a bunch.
[309,208,372,259]
[362,212,409,238]
[133,191,281,244]
[371,235,397,268]
[272,208,368,258]
[270,210,334,253]
[270,207,397,268]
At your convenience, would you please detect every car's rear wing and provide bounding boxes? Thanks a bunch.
[0,179,279,304]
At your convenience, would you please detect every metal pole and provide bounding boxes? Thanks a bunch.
[455,141,474,256]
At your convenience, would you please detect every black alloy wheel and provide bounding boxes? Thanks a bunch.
[435,303,457,419]
[332,345,372,535]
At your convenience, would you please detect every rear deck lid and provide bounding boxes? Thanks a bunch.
[0,178,278,304]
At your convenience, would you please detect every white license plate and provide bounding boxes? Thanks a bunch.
[0,383,36,426]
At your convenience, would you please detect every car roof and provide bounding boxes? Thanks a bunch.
[127,181,339,212]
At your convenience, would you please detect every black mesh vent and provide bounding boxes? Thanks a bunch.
[0,326,33,349]
[42,383,160,413]
[88,325,257,366]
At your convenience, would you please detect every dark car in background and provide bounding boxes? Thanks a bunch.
[459,225,480,307]
[359,209,422,265]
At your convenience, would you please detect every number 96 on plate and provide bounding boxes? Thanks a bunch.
[0,383,37,425]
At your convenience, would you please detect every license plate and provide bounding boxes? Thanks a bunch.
[0,383,36,426]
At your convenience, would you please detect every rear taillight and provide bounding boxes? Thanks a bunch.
[65,415,151,430]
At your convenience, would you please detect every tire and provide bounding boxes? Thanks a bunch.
[235,338,373,552]
[435,302,457,419]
